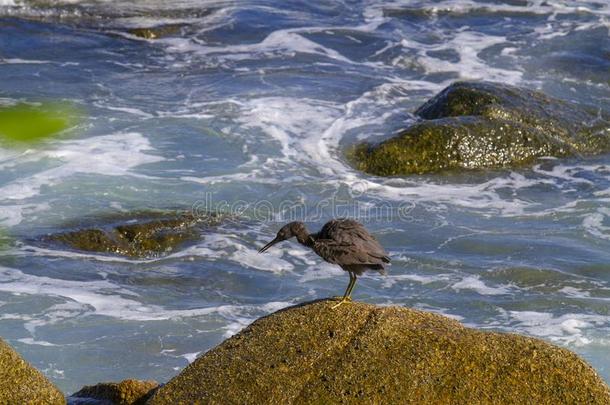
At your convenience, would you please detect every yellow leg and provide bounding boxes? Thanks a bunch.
[332,272,357,309]
[346,273,358,298]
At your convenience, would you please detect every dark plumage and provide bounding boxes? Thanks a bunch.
[258,219,390,308]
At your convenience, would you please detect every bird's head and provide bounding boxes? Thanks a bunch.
[258,221,308,253]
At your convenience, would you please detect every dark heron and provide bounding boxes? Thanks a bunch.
[258,219,390,308]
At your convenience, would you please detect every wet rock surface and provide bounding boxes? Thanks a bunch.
[146,299,610,404]
[350,81,610,175]
[44,210,223,258]
[69,379,158,405]
[126,25,185,39]
[0,337,66,405]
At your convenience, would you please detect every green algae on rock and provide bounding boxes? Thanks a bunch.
[147,300,610,405]
[350,81,610,175]
[70,379,158,405]
[0,338,66,405]
[45,210,223,258]
[350,116,576,175]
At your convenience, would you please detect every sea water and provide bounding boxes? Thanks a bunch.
[0,0,609,394]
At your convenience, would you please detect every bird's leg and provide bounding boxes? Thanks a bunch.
[346,273,358,298]
[332,272,355,309]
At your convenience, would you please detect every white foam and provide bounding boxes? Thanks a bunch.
[182,170,274,186]
[382,273,443,288]
[181,351,200,363]
[558,286,591,298]
[93,103,154,118]
[583,207,610,241]
[0,58,49,64]
[0,265,293,327]
[160,7,387,68]
[222,320,249,338]
[398,31,523,84]
[413,303,465,321]
[299,262,344,283]
[532,162,596,185]
[220,301,291,338]
[0,132,164,226]
[19,301,88,337]
[12,245,156,263]
[19,232,296,273]
[239,97,341,160]
[508,310,609,346]
[162,30,354,65]
[230,247,294,273]
[0,203,33,227]
[0,132,163,200]
[17,337,58,346]
[452,275,511,296]
[183,96,344,185]
[169,233,295,274]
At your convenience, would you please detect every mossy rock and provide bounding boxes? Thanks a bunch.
[0,338,65,405]
[45,211,223,258]
[69,379,158,405]
[350,81,610,175]
[147,300,610,404]
[350,116,577,175]
[127,25,185,39]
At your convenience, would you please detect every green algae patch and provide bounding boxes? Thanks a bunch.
[70,379,158,405]
[44,210,224,258]
[351,81,610,176]
[0,338,66,405]
[0,103,79,145]
[147,300,610,405]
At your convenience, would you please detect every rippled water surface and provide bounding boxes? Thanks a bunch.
[1,0,609,393]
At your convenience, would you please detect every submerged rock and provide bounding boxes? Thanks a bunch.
[147,300,610,404]
[126,25,185,39]
[0,338,65,405]
[350,81,610,175]
[45,210,223,258]
[69,379,158,405]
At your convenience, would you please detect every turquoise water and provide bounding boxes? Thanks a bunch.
[0,0,609,394]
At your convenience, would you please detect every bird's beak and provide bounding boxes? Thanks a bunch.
[258,236,281,253]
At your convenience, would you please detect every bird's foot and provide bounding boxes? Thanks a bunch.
[331,297,352,309]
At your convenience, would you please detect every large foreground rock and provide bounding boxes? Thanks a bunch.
[0,338,65,404]
[147,300,610,404]
[350,81,610,175]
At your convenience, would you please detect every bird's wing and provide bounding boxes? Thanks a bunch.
[314,219,390,266]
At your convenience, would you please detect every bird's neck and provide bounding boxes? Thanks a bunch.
[295,227,314,248]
